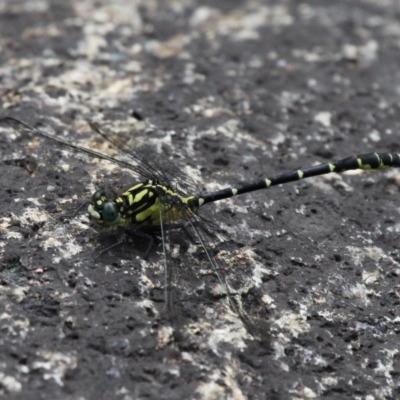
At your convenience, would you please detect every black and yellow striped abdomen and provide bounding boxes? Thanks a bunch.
[189,152,400,207]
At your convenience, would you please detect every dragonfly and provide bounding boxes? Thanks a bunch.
[2,116,400,335]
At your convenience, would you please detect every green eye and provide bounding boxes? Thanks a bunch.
[91,190,103,203]
[102,202,120,225]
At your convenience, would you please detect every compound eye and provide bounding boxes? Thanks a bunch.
[102,202,120,224]
[91,190,104,203]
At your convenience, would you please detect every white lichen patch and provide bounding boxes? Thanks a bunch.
[0,286,29,304]
[314,111,332,127]
[40,235,83,261]
[4,231,24,240]
[362,270,380,284]
[0,311,30,341]
[309,170,354,193]
[195,366,247,400]
[262,293,276,309]
[17,206,49,225]
[157,326,174,349]
[346,245,399,269]
[341,283,370,305]
[32,350,77,387]
[368,129,381,142]
[135,299,159,317]
[273,310,311,338]
[0,373,22,393]
[289,383,318,399]
[241,248,274,287]
[206,314,248,352]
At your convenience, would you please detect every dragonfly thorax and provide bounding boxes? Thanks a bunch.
[87,180,196,230]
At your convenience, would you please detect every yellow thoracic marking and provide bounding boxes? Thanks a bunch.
[135,198,160,222]
[328,163,335,172]
[132,182,150,190]
[265,179,272,187]
[297,170,304,179]
[127,188,148,205]
[231,188,238,196]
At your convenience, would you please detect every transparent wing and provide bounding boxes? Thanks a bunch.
[88,123,199,198]
[1,118,199,198]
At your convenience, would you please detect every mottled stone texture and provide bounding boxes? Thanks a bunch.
[1,1,400,399]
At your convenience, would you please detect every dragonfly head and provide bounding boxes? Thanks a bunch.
[88,190,121,227]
